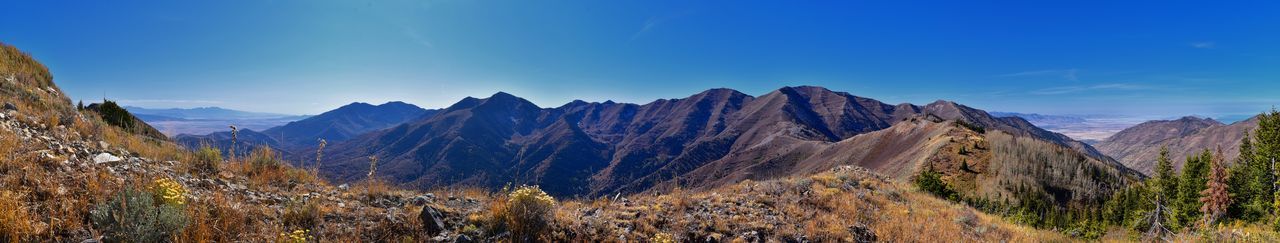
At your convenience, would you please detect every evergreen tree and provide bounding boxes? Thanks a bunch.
[1173,150,1211,229]
[1228,132,1273,222]
[1253,109,1280,228]
[1200,147,1230,226]
[1153,147,1179,204]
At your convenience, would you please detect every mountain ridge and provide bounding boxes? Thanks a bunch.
[317,86,1133,199]
[1096,115,1256,174]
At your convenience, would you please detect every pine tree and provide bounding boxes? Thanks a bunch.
[1153,147,1178,203]
[1200,147,1230,227]
[1174,150,1211,229]
[1228,131,1274,222]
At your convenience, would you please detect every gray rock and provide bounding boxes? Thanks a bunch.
[92,153,121,164]
[338,184,349,190]
[412,195,432,206]
[419,206,447,236]
[453,234,474,243]
[2,102,15,111]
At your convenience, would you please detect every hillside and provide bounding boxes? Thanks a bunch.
[0,41,1095,241]
[174,101,435,156]
[84,101,168,141]
[1095,116,1256,174]
[318,86,1131,202]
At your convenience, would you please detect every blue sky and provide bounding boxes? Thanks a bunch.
[2,0,1278,119]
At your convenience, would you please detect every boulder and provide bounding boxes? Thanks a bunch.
[419,206,447,236]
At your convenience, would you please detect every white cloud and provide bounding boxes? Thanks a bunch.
[1030,83,1150,95]
[997,68,1079,81]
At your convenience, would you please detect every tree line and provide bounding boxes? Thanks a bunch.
[1102,109,1280,238]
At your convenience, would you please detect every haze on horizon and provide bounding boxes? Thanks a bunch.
[2,0,1277,119]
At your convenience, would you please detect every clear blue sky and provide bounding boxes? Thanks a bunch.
[2,0,1277,118]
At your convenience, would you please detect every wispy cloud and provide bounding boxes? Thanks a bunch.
[630,17,668,42]
[629,10,695,42]
[1030,83,1151,95]
[997,68,1079,81]
[1190,41,1215,49]
[402,27,434,48]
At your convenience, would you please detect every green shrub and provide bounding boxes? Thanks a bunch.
[91,187,190,243]
[501,185,556,242]
[914,168,957,201]
[193,145,223,174]
[90,100,135,131]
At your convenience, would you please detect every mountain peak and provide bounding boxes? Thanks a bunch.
[489,91,518,100]
[1175,116,1223,125]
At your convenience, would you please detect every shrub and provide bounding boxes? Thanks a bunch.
[282,200,321,230]
[151,177,188,206]
[192,145,222,174]
[501,185,556,242]
[91,187,190,242]
[651,232,676,243]
[279,229,312,243]
[247,146,282,173]
[915,168,957,201]
[89,100,135,131]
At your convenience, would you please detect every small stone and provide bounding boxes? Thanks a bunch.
[92,153,121,164]
[2,102,15,111]
[338,184,349,190]
[98,141,109,150]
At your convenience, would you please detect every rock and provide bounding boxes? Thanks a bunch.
[849,224,876,243]
[412,195,432,206]
[2,102,15,111]
[338,184,350,191]
[218,171,235,179]
[92,153,121,164]
[419,206,447,236]
[98,141,109,150]
[453,234,474,243]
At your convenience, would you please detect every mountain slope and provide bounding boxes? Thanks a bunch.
[85,101,169,140]
[1096,116,1256,174]
[320,86,1131,200]
[174,101,434,155]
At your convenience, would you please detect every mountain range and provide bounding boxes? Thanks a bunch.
[174,101,436,155]
[307,86,1137,203]
[1095,116,1259,174]
[126,106,311,136]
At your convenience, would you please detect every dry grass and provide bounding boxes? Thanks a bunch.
[0,190,40,242]
[228,146,319,190]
